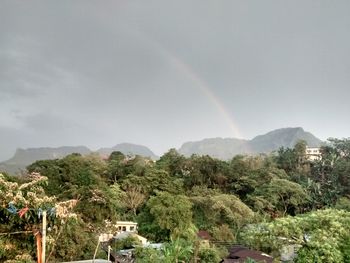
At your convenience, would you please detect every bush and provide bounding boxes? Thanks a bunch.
[134,247,162,263]
[111,235,141,251]
[198,247,220,263]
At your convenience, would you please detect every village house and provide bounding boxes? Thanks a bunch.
[306,147,321,161]
[115,221,138,233]
[98,221,139,243]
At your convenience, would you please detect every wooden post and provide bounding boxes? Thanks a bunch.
[41,211,47,263]
[33,226,42,263]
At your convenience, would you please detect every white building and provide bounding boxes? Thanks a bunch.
[99,221,138,242]
[306,147,321,161]
[115,221,138,233]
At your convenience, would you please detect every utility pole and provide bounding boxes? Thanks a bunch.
[41,211,47,263]
[93,238,100,263]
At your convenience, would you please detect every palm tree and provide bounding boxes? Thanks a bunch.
[162,238,193,263]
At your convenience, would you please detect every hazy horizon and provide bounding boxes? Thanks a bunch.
[0,126,334,162]
[1,1,350,161]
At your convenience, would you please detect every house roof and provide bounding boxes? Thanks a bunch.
[115,221,138,225]
[223,245,273,263]
[144,243,163,249]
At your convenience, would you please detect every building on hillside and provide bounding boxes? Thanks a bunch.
[221,245,273,263]
[115,221,138,233]
[306,147,321,161]
[99,221,138,242]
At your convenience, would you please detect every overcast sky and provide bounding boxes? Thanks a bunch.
[1,0,350,161]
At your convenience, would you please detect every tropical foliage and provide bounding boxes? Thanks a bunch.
[1,138,350,262]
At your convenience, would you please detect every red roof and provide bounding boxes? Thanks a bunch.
[223,245,273,263]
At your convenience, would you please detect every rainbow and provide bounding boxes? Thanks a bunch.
[87,10,244,139]
[165,53,243,139]
[138,32,244,139]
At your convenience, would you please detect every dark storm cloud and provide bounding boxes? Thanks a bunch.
[0,0,350,161]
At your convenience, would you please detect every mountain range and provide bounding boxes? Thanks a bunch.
[0,127,323,175]
[178,127,323,159]
[0,143,158,175]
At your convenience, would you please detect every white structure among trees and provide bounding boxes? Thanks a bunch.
[115,221,138,233]
[306,147,321,161]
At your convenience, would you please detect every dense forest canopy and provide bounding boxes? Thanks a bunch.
[1,138,350,262]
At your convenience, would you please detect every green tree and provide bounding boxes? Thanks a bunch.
[108,151,125,162]
[121,168,184,196]
[275,147,298,173]
[28,154,119,224]
[156,148,187,178]
[191,193,254,237]
[105,151,126,183]
[242,209,350,262]
[146,192,194,239]
[162,238,193,263]
[134,246,162,263]
[308,139,350,206]
[184,155,228,189]
[294,140,307,164]
[27,153,107,197]
[0,173,80,262]
[134,238,193,263]
[228,155,288,199]
[198,247,221,263]
[122,186,146,215]
[249,178,309,216]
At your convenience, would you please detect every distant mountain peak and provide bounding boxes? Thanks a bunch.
[5,146,91,164]
[97,143,158,159]
[179,127,323,159]
[252,127,304,138]
[0,143,157,175]
[0,145,92,175]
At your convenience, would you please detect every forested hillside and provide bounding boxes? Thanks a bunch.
[179,127,323,159]
[0,144,157,175]
[1,138,350,262]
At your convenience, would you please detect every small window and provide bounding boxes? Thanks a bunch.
[122,226,126,231]
[118,226,121,230]
[130,226,135,231]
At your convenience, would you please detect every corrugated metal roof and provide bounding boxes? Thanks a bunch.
[223,245,273,263]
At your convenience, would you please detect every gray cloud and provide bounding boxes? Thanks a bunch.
[0,0,349,161]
